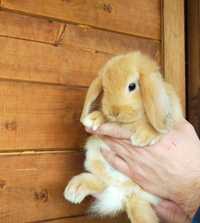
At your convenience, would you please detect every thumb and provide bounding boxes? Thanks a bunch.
[154,200,190,223]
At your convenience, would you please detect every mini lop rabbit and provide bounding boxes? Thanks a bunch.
[64,52,183,223]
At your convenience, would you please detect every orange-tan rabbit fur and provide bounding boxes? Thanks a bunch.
[64,52,183,223]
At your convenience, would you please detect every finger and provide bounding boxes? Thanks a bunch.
[95,123,132,139]
[115,138,155,167]
[101,136,148,159]
[101,136,157,182]
[112,139,154,171]
[101,148,131,177]
[138,169,174,199]
[153,200,190,223]
[173,118,189,131]
[141,135,173,161]
[100,136,134,159]
[101,140,148,185]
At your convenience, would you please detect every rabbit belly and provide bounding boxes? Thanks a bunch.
[84,136,131,216]
[90,185,127,216]
[84,135,130,182]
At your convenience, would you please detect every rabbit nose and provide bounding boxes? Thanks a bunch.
[111,106,120,117]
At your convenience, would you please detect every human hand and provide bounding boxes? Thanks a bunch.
[86,120,200,219]
[154,200,190,223]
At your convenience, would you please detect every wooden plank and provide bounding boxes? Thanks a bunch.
[63,24,160,60]
[1,0,161,40]
[0,81,87,150]
[0,152,129,222]
[40,215,129,223]
[0,36,109,87]
[0,151,90,222]
[186,0,200,136]
[0,10,64,44]
[0,34,160,87]
[161,0,185,111]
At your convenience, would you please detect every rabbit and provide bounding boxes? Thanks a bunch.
[64,51,184,223]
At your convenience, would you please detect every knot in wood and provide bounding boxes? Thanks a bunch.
[102,3,112,13]
[0,179,6,189]
[5,121,17,131]
[96,2,113,13]
[34,189,48,202]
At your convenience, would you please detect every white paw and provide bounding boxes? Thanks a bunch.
[130,135,148,147]
[82,111,105,131]
[64,176,90,204]
[130,131,159,147]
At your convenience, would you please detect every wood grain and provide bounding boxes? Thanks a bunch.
[0,36,110,87]
[41,215,129,223]
[0,34,160,87]
[0,81,87,150]
[162,0,185,111]
[0,10,64,44]
[0,151,88,222]
[0,0,161,40]
[186,0,200,135]
[63,24,160,60]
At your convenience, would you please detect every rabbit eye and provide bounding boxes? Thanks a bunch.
[128,83,136,92]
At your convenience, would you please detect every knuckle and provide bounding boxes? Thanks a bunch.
[183,121,195,132]
[159,134,172,148]
[137,148,148,156]
[130,164,143,179]
[112,157,121,169]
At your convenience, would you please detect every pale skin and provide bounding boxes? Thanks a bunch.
[86,119,200,223]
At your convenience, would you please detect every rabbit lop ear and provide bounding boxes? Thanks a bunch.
[80,75,102,122]
[140,71,173,133]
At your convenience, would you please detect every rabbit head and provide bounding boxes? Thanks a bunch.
[81,51,182,133]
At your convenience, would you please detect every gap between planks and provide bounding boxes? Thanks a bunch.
[0,149,84,156]
[28,214,87,223]
[0,76,89,90]
[0,6,160,42]
[0,32,114,56]
[0,34,57,46]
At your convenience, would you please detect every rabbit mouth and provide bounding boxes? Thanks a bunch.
[106,115,140,124]
[102,107,144,124]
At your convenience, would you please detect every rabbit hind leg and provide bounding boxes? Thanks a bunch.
[126,195,159,223]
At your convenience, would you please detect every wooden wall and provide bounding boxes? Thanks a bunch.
[0,1,185,222]
[187,0,200,136]
[0,1,161,222]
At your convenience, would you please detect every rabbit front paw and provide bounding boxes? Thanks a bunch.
[130,129,159,147]
[64,173,105,204]
[64,174,91,204]
[81,111,105,131]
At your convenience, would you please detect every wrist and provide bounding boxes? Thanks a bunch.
[174,177,200,218]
